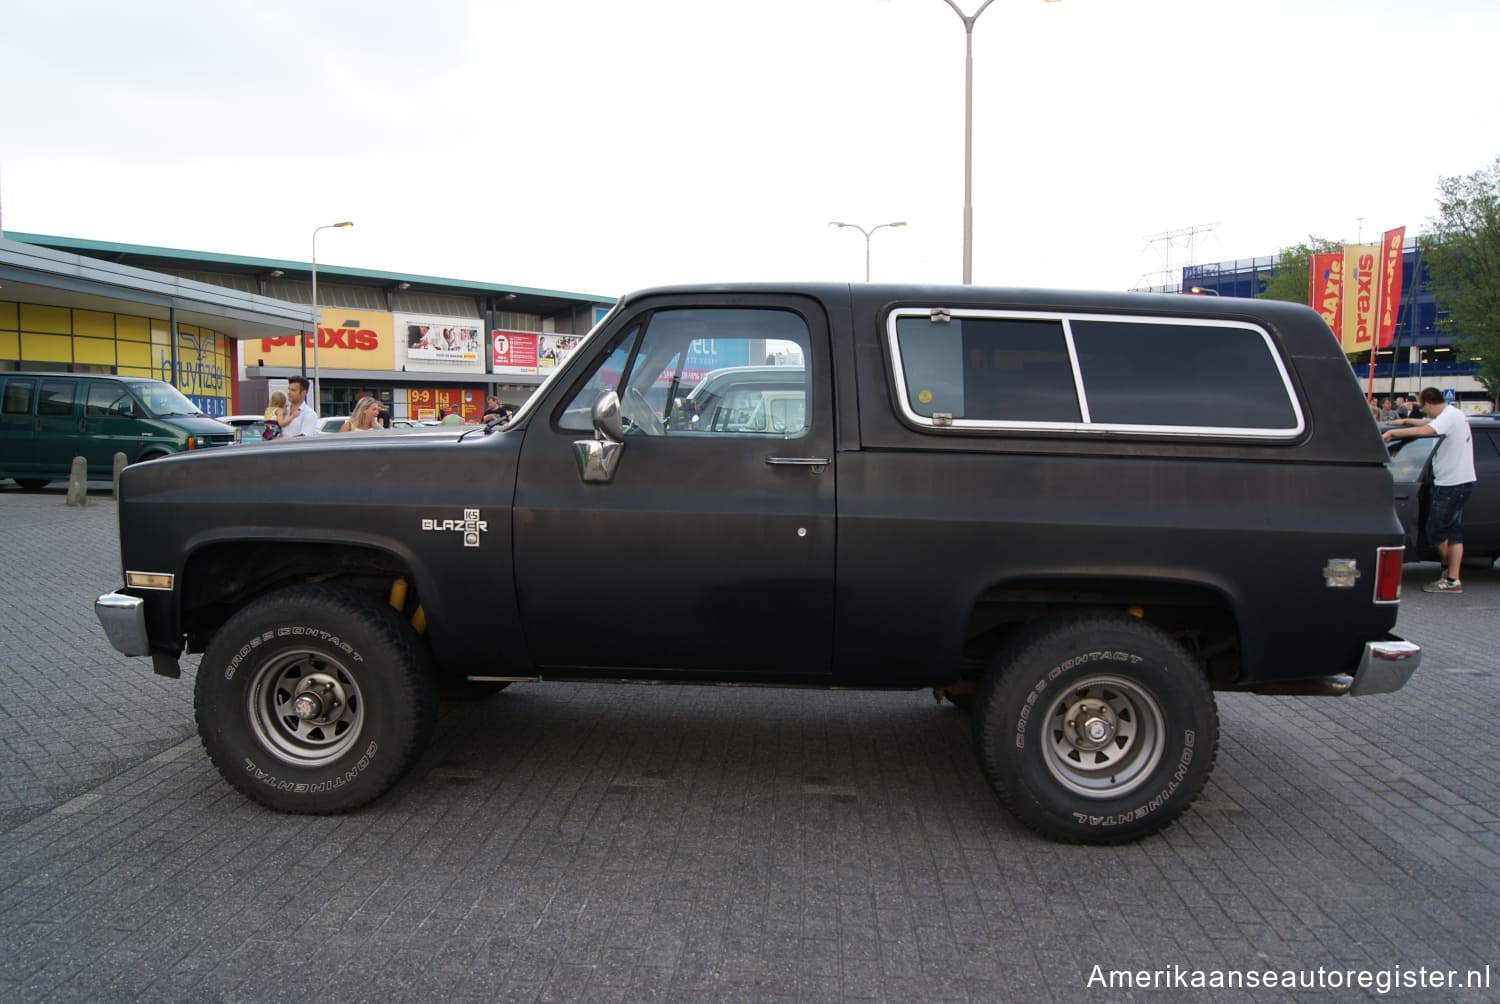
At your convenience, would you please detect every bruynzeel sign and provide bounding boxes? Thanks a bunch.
[256,310,395,370]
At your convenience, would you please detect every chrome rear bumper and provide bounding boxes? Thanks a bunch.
[1347,637,1421,696]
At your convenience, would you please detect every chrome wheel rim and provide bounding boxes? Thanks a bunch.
[247,648,364,767]
[1041,674,1165,798]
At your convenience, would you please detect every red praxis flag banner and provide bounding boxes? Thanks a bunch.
[1377,227,1405,348]
[1309,253,1344,343]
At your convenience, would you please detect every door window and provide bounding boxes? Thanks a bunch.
[560,307,810,438]
[86,382,135,418]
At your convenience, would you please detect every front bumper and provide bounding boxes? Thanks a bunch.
[95,590,150,657]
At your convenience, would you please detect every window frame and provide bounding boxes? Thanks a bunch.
[885,307,1305,440]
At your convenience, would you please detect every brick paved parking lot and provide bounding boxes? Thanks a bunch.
[1,484,1497,1002]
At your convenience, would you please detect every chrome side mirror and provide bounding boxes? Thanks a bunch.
[573,390,624,483]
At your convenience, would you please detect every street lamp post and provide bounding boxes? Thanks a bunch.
[829,220,907,281]
[937,0,1059,284]
[310,221,353,410]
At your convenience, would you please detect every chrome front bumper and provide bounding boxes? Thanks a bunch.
[1348,637,1421,696]
[96,590,150,657]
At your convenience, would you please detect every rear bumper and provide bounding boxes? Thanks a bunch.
[95,590,150,657]
[1241,635,1420,696]
[1348,636,1421,696]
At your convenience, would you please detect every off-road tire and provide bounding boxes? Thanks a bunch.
[974,613,1218,844]
[195,584,437,813]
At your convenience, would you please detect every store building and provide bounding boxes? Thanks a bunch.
[2,232,615,423]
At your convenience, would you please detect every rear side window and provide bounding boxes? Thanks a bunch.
[37,381,78,418]
[889,309,1303,438]
[2,380,36,415]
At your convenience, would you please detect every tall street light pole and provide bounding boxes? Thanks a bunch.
[937,0,1059,284]
[310,221,353,411]
[829,220,907,281]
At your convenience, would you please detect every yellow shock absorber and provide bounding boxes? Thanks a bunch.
[389,577,427,635]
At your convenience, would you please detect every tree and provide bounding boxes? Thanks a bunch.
[1424,154,1500,405]
[1256,237,1343,305]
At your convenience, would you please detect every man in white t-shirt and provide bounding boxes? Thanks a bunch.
[282,376,321,437]
[1383,387,1478,593]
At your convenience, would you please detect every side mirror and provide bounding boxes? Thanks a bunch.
[592,390,624,443]
[573,390,624,483]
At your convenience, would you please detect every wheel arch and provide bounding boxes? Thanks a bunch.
[956,573,1244,690]
[178,532,435,657]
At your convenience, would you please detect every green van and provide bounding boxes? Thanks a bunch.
[0,372,233,489]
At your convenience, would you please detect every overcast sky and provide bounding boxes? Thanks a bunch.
[2,0,1495,299]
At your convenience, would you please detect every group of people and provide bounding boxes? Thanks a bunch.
[262,378,385,438]
[1376,394,1423,422]
[262,382,515,438]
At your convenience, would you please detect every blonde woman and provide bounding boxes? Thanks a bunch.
[341,396,381,432]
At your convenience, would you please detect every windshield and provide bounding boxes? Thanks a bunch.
[127,380,205,418]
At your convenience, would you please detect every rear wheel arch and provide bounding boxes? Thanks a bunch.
[957,575,1244,690]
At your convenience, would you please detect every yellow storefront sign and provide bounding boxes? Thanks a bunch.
[252,309,395,370]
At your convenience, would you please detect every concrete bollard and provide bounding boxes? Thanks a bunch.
[65,456,88,507]
[112,452,127,499]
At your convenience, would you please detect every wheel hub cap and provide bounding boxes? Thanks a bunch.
[1066,699,1117,751]
[291,674,346,725]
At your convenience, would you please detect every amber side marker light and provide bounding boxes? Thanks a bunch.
[1374,547,1404,603]
[126,572,174,590]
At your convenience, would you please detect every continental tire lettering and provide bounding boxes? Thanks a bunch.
[1071,729,1197,826]
[241,741,379,792]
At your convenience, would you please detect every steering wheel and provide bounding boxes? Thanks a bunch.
[621,386,665,436]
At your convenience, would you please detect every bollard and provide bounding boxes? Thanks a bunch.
[112,452,127,499]
[65,455,88,507]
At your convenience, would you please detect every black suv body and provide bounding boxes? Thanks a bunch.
[96,283,1419,842]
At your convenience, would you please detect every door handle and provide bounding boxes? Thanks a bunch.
[765,457,829,466]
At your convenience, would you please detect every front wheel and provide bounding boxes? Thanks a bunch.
[195,584,437,813]
[13,478,50,490]
[974,614,1218,844]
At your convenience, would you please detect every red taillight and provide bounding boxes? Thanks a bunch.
[1374,546,1404,603]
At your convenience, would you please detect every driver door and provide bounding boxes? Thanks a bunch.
[512,295,836,678]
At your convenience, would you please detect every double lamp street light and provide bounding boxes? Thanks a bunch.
[829,220,907,282]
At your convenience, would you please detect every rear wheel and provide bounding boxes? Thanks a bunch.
[13,478,50,490]
[195,584,437,813]
[974,613,1218,844]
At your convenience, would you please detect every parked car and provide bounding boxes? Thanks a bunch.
[1,372,233,488]
[1386,415,1500,563]
[317,416,347,434]
[219,415,274,445]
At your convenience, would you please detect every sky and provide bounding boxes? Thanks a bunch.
[1,0,1496,300]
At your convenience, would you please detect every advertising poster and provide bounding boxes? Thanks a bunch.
[492,329,540,376]
[537,334,582,370]
[405,320,481,362]
[1377,227,1406,349]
